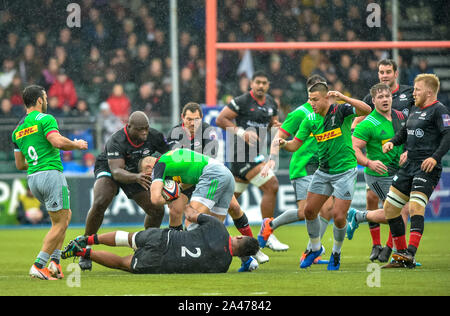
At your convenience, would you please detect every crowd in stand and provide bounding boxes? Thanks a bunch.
[0,0,444,136]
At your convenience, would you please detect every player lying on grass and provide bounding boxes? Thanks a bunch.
[140,148,261,272]
[61,204,259,274]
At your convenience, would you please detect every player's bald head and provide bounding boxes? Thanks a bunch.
[128,111,150,128]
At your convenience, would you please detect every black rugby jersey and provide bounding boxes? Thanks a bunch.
[391,101,450,164]
[159,214,233,273]
[364,84,414,117]
[166,122,218,158]
[227,91,278,162]
[96,125,169,173]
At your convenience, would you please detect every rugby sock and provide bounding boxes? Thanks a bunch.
[369,222,381,246]
[233,213,253,237]
[76,248,91,259]
[306,217,321,251]
[34,251,50,269]
[50,249,62,264]
[408,215,424,256]
[319,216,329,238]
[387,215,407,251]
[332,223,347,254]
[355,210,368,223]
[87,234,99,245]
[271,209,299,230]
[386,231,393,249]
[307,216,330,250]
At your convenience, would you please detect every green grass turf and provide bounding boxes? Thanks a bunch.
[0,222,449,296]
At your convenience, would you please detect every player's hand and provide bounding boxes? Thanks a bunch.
[136,173,152,190]
[421,157,437,173]
[327,91,345,101]
[279,138,287,149]
[271,120,282,128]
[382,142,394,153]
[243,130,259,146]
[367,160,388,175]
[261,159,275,177]
[399,151,408,166]
[74,139,88,150]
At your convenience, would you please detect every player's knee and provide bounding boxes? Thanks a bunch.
[384,187,408,219]
[259,177,279,195]
[227,200,242,218]
[366,190,380,209]
[409,192,428,217]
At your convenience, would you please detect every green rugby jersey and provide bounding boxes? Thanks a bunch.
[280,102,319,179]
[353,109,406,177]
[294,103,356,174]
[12,111,63,175]
[152,148,210,184]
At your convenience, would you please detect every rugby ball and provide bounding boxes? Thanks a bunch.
[161,179,180,201]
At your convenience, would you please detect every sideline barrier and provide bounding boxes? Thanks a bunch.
[1,171,449,226]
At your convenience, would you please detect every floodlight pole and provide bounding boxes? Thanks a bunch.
[392,0,399,65]
[170,0,180,126]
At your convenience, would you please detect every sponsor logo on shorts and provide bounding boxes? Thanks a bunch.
[15,125,38,140]
[314,128,342,142]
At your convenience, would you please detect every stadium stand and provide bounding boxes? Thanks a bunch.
[0,0,449,172]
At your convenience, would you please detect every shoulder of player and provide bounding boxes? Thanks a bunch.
[391,109,406,121]
[232,92,252,106]
[398,84,414,94]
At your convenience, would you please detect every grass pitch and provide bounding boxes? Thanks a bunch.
[1,221,449,296]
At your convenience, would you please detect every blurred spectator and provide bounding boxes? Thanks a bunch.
[110,48,131,83]
[126,32,139,59]
[16,186,50,225]
[100,68,118,101]
[139,58,164,87]
[133,82,155,116]
[97,101,124,147]
[150,30,168,61]
[409,58,434,85]
[33,31,50,64]
[131,43,151,82]
[0,57,17,89]
[3,32,21,60]
[38,57,59,90]
[82,152,96,175]
[106,83,131,122]
[4,74,24,107]
[47,95,64,117]
[179,67,202,107]
[18,44,42,85]
[82,46,106,84]
[347,65,365,99]
[300,49,321,79]
[48,68,78,108]
[71,99,92,118]
[62,151,86,174]
[0,98,18,119]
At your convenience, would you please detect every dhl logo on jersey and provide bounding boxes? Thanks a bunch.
[15,125,38,140]
[314,128,342,142]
